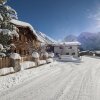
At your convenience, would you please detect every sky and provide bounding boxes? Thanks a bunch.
[7,0,100,40]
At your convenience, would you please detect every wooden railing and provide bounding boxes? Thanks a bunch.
[20,55,33,63]
[0,57,11,69]
[0,55,33,69]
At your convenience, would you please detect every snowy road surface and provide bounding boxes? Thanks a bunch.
[0,56,100,100]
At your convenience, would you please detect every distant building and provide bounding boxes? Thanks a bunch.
[53,42,81,57]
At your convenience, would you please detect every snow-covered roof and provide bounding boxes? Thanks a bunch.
[10,19,44,42]
[10,19,35,32]
[54,41,81,46]
[61,41,81,46]
[10,19,57,44]
[95,51,100,54]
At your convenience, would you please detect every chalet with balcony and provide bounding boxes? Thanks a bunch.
[9,19,43,55]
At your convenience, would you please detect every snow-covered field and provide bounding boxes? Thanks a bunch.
[0,56,100,100]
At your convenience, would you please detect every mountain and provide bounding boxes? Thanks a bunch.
[63,32,100,50]
[77,32,100,50]
[78,32,96,50]
[36,31,57,44]
[63,35,77,42]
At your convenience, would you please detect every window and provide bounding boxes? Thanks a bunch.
[59,46,63,49]
[19,35,21,40]
[19,49,21,55]
[24,50,26,55]
[14,36,17,40]
[14,50,16,53]
[72,52,75,55]
[68,46,72,49]
[25,37,27,41]
[66,53,69,55]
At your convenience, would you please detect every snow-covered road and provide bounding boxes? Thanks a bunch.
[1,56,100,100]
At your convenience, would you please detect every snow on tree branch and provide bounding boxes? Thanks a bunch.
[0,0,7,5]
[0,0,19,56]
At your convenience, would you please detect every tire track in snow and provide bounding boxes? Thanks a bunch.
[58,57,100,100]
[0,56,100,100]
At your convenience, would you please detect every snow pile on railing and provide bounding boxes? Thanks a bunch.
[10,53,21,60]
[32,52,39,58]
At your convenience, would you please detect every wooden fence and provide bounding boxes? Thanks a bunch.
[20,55,33,63]
[0,57,11,69]
[0,55,33,69]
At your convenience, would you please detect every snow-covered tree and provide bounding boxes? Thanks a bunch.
[0,0,19,56]
[0,0,7,5]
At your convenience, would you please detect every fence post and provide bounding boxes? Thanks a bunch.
[42,52,49,63]
[0,58,2,69]
[10,53,21,72]
[32,52,39,67]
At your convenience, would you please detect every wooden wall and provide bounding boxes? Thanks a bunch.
[9,27,41,55]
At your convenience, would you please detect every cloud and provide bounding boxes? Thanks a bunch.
[87,6,100,32]
[88,14,100,21]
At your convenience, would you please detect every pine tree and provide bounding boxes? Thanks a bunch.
[0,0,7,5]
[0,0,19,56]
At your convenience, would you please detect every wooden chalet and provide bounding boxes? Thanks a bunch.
[9,19,42,55]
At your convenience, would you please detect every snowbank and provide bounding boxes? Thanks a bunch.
[47,58,53,63]
[10,53,21,60]
[38,60,47,65]
[60,55,78,62]
[0,61,57,92]
[0,67,14,76]
[20,61,36,70]
[48,53,54,58]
